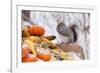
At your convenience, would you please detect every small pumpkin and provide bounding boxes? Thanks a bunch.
[22,48,29,58]
[22,56,38,62]
[36,48,51,61]
[37,53,51,61]
[28,25,45,36]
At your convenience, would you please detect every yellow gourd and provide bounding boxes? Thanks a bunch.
[24,39,36,55]
[60,51,70,60]
[53,49,70,60]
[27,36,42,43]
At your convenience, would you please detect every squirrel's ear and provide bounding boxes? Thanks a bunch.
[70,24,77,29]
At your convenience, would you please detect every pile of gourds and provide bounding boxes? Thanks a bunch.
[22,25,70,62]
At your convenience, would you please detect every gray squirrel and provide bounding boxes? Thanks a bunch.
[57,23,85,59]
[57,22,77,43]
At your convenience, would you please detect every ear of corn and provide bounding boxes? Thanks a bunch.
[24,39,36,55]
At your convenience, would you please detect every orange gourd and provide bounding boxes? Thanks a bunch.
[22,48,29,58]
[37,53,51,61]
[22,56,38,62]
[28,25,45,36]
